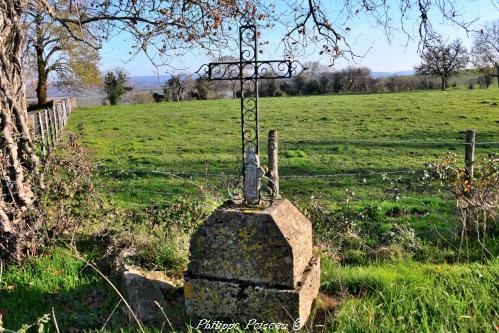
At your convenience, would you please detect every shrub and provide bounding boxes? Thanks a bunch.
[103,69,132,105]
[425,153,499,255]
[477,75,492,89]
[152,92,165,102]
[106,196,217,274]
[381,224,422,253]
[40,133,102,241]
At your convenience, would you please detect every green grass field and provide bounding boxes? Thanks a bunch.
[69,88,498,201]
[1,88,498,332]
[69,88,499,237]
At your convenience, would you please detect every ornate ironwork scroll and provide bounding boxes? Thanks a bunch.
[239,20,259,162]
[196,18,306,204]
[196,60,306,81]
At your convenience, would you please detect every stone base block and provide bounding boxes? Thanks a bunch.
[184,255,319,327]
[188,199,313,289]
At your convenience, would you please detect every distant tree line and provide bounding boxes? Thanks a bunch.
[152,75,210,102]
[263,67,440,96]
[150,65,487,103]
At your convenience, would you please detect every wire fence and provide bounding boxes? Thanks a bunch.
[280,139,499,146]
[98,168,421,179]
[90,128,498,203]
[76,135,499,148]
[91,166,439,205]
[16,105,498,204]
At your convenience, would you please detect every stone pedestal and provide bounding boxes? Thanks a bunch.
[184,199,320,327]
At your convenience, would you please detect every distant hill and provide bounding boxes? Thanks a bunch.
[132,72,418,86]
[26,75,170,99]
[27,70,424,106]
[370,70,415,78]
[128,75,170,90]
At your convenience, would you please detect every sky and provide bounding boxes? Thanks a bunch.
[99,1,498,76]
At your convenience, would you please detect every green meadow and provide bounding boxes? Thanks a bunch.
[69,88,499,238]
[1,88,498,332]
[69,88,498,201]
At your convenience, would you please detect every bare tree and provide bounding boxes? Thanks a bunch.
[23,9,101,106]
[472,20,499,88]
[415,39,469,91]
[0,0,487,261]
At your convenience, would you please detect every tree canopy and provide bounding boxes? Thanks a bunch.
[471,20,499,87]
[23,9,101,105]
[103,69,132,105]
[34,0,485,66]
[415,39,469,90]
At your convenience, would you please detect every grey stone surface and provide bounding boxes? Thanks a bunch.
[186,199,320,326]
[184,255,320,327]
[121,268,181,323]
[110,250,184,324]
[188,199,313,289]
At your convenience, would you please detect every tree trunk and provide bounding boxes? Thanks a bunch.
[35,13,48,106]
[440,75,447,91]
[36,60,48,105]
[0,0,42,262]
[496,65,499,88]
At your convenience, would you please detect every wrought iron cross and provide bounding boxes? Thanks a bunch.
[196,19,306,173]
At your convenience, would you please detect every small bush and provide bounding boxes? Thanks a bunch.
[103,69,132,105]
[304,199,424,263]
[425,153,499,256]
[106,196,217,274]
[381,224,422,253]
[39,133,102,241]
[142,197,212,233]
[133,235,189,274]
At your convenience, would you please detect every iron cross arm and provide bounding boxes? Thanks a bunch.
[196,60,307,81]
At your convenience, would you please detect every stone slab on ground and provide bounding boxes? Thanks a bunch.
[184,254,320,327]
[188,199,312,289]
[109,250,185,324]
[121,267,183,323]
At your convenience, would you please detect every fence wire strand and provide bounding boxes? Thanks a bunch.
[98,168,423,179]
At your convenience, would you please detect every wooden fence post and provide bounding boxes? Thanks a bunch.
[67,97,73,113]
[51,104,59,143]
[464,129,475,186]
[60,103,64,128]
[56,103,62,130]
[268,129,279,198]
[36,112,47,156]
[61,101,67,127]
[47,108,55,149]
[28,113,36,141]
